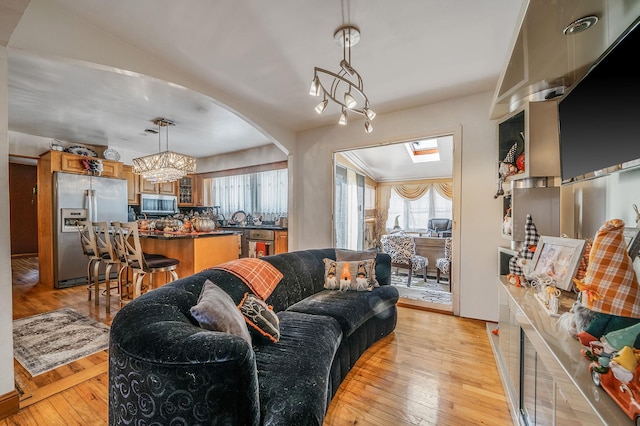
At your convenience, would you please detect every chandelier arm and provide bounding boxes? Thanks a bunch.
[315,70,369,116]
[328,68,349,102]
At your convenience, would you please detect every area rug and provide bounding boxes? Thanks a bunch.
[13,308,110,377]
[390,273,452,305]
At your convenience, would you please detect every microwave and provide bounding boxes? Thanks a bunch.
[140,193,178,215]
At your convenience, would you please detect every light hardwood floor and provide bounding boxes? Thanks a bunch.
[2,257,512,425]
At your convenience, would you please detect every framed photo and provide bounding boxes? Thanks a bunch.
[623,227,640,259]
[531,236,586,291]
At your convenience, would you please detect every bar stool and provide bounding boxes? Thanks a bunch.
[113,221,180,299]
[77,220,101,303]
[94,221,122,313]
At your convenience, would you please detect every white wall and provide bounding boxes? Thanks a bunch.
[197,145,287,173]
[295,92,503,320]
[0,46,15,398]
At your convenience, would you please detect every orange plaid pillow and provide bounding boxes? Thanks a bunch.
[210,258,283,300]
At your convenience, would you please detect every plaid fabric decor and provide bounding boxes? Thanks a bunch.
[575,219,640,318]
[508,214,540,280]
[503,142,518,163]
[210,258,283,300]
[522,214,540,260]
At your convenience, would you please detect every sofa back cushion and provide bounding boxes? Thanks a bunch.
[192,249,390,313]
[261,249,391,312]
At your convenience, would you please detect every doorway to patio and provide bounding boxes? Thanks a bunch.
[333,132,457,312]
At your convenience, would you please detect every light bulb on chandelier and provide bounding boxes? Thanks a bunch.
[309,25,375,132]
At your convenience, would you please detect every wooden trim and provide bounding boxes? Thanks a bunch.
[197,161,287,179]
[397,298,453,314]
[0,390,20,420]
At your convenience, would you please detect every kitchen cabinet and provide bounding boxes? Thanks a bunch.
[44,150,122,178]
[139,176,176,195]
[177,174,204,207]
[122,165,139,205]
[178,176,193,206]
[274,230,288,254]
[193,175,204,207]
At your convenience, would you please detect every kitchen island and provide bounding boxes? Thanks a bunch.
[137,230,241,285]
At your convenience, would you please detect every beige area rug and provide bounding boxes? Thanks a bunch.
[13,308,110,377]
[390,273,452,305]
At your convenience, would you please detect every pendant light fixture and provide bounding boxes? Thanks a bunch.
[309,25,375,133]
[132,118,196,183]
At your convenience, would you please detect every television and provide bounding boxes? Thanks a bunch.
[558,15,640,182]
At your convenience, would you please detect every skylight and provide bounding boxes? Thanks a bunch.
[405,138,440,163]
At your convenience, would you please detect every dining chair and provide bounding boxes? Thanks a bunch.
[436,237,452,291]
[112,221,180,299]
[77,220,102,304]
[380,234,428,287]
[93,221,122,313]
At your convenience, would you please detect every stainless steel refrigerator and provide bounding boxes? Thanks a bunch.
[54,171,128,288]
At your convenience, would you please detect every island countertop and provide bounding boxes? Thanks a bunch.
[218,225,287,231]
[138,229,242,239]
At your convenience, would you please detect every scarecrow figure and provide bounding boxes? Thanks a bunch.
[569,219,640,346]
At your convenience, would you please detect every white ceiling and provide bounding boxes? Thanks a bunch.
[5,0,526,179]
[342,135,454,182]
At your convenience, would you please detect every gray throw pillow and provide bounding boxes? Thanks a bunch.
[190,279,252,345]
[335,248,377,261]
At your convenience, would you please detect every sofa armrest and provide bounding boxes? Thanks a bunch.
[109,285,260,426]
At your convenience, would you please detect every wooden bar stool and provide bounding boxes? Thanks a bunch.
[94,221,122,313]
[113,221,180,299]
[77,220,101,304]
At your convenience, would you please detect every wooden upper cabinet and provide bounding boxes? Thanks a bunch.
[122,165,139,205]
[52,151,122,178]
[194,175,204,207]
[139,176,176,195]
[177,174,205,207]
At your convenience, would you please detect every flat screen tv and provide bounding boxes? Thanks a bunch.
[558,15,640,182]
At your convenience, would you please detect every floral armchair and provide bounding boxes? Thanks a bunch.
[380,234,428,287]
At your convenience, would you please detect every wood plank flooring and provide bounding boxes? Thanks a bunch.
[2,257,512,425]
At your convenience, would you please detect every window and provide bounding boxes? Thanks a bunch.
[386,186,452,231]
[206,169,287,221]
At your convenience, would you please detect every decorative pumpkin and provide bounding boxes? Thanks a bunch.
[193,217,216,232]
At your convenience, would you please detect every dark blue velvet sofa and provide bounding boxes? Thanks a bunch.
[108,248,399,425]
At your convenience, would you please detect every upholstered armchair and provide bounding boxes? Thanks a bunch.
[380,234,428,287]
[427,218,452,237]
[436,237,452,289]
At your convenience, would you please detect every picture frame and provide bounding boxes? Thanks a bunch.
[530,236,586,291]
[623,227,640,260]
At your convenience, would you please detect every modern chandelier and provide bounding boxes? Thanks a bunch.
[309,25,376,133]
[132,118,196,183]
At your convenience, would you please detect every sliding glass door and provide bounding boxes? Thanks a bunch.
[335,165,364,250]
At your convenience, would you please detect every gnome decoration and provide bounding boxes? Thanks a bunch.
[507,214,540,286]
[571,219,640,346]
